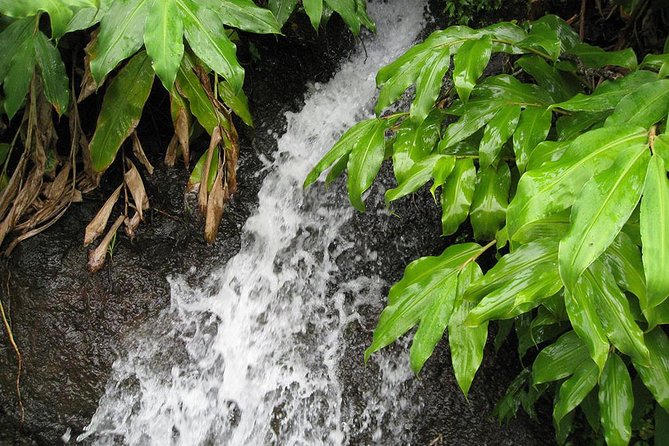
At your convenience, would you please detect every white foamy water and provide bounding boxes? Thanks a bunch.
[79,2,427,444]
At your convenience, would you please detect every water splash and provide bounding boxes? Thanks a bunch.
[80,2,427,444]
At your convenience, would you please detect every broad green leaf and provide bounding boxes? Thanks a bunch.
[515,55,580,102]
[633,327,669,412]
[516,21,560,61]
[4,33,35,119]
[0,18,33,83]
[34,31,69,116]
[453,35,492,103]
[180,0,245,93]
[144,0,184,91]
[553,360,598,428]
[599,353,633,446]
[483,21,527,52]
[511,213,570,245]
[529,15,579,51]
[655,133,669,172]
[605,79,669,129]
[303,0,323,30]
[209,0,281,34]
[346,119,386,211]
[440,158,476,236]
[512,107,551,173]
[640,154,669,311]
[189,146,219,192]
[89,0,150,84]
[437,100,500,151]
[469,163,510,240]
[175,54,218,134]
[525,140,569,171]
[449,262,486,396]
[65,0,111,33]
[365,243,483,361]
[517,307,565,358]
[354,0,374,32]
[586,261,649,365]
[393,110,444,181]
[555,111,608,141]
[410,49,450,124]
[532,331,589,384]
[472,74,552,106]
[0,0,75,38]
[507,126,647,241]
[640,53,669,77]
[325,153,348,185]
[478,105,521,168]
[324,0,359,35]
[89,51,155,173]
[268,0,296,26]
[567,272,610,372]
[304,119,378,187]
[429,156,456,197]
[559,142,650,289]
[218,80,253,127]
[568,43,637,70]
[601,232,646,305]
[384,155,448,203]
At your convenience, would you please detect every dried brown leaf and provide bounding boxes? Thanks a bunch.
[78,31,100,103]
[204,165,227,245]
[175,107,190,167]
[164,134,179,167]
[131,131,154,175]
[47,162,71,201]
[0,167,43,247]
[124,161,149,220]
[87,214,124,273]
[84,183,122,246]
[124,211,141,239]
[198,126,222,215]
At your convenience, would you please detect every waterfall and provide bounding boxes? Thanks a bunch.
[79,2,427,444]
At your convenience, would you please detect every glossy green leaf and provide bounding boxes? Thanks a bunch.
[478,105,520,168]
[532,331,589,384]
[438,100,500,151]
[175,54,218,134]
[515,55,580,102]
[555,111,608,141]
[567,272,610,372]
[429,156,456,197]
[530,15,579,51]
[144,0,184,91]
[440,158,476,236]
[655,134,669,172]
[569,43,637,69]
[472,74,552,106]
[211,0,281,34]
[640,154,669,310]
[304,119,378,187]
[0,0,76,38]
[34,32,69,116]
[4,33,35,119]
[89,51,155,173]
[559,142,650,289]
[517,21,561,61]
[553,360,598,428]
[605,79,669,129]
[385,155,448,203]
[511,213,570,245]
[453,35,492,103]
[325,153,348,185]
[346,118,387,211]
[599,353,633,446]
[513,107,551,173]
[469,163,510,240]
[465,239,562,325]
[586,261,649,365]
[180,0,244,93]
[89,0,150,84]
[268,0,296,26]
[302,0,323,30]
[0,18,33,84]
[365,243,483,361]
[633,327,669,412]
[410,49,450,124]
[324,0,359,35]
[65,0,111,32]
[601,232,646,305]
[218,80,253,127]
[449,262,487,396]
[525,140,569,171]
[393,110,443,182]
[189,146,219,192]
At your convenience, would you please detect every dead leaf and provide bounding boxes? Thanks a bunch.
[164,134,179,167]
[175,107,190,167]
[87,214,124,273]
[198,126,222,215]
[204,165,227,244]
[131,131,154,174]
[124,211,141,239]
[124,160,149,220]
[47,162,71,201]
[78,31,100,103]
[0,166,43,247]
[84,183,123,246]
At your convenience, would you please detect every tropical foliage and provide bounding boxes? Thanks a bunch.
[0,0,373,269]
[306,14,669,445]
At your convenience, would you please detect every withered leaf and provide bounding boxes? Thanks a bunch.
[84,183,123,246]
[131,131,154,175]
[204,165,227,245]
[124,160,149,220]
[198,126,222,215]
[87,214,124,273]
[164,134,179,167]
[175,107,190,167]
[124,211,141,239]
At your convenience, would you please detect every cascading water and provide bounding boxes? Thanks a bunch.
[79,2,427,444]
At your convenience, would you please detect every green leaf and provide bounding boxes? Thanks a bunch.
[438,101,501,152]
[304,119,378,188]
[179,0,245,93]
[567,43,637,70]
[365,243,483,361]
[410,49,450,124]
[469,163,510,241]
[586,261,649,365]
[553,360,598,429]
[144,0,184,91]
[385,155,453,204]
[4,32,35,119]
[429,156,456,197]
[633,327,669,412]
[175,53,219,134]
[605,79,669,129]
[599,353,633,446]
[472,74,552,106]
[512,107,551,173]
[89,51,155,173]
[449,262,486,396]
[453,35,492,103]
[532,331,589,384]
[655,133,669,172]
[0,0,75,38]
[189,146,219,192]
[656,406,669,445]
[325,153,348,185]
[346,118,387,211]
[517,21,561,61]
[324,0,359,35]
[559,141,650,289]
[478,105,521,168]
[89,0,150,84]
[65,0,111,33]
[601,232,646,305]
[303,0,323,30]
[218,80,253,127]
[34,32,69,116]
[268,0,296,26]
[567,272,610,372]
[0,18,33,84]
[525,140,570,171]
[465,240,562,325]
[440,158,476,236]
[507,125,647,241]
[393,110,444,182]
[511,213,570,245]
[515,55,580,102]
[210,0,281,34]
[555,111,608,141]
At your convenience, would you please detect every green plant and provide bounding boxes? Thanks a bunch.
[306,15,669,445]
[0,0,373,269]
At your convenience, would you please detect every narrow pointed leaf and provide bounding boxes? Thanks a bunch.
[568,43,637,70]
[4,34,35,120]
[303,0,323,30]
[218,80,253,127]
[410,49,450,124]
[512,107,551,173]
[453,35,492,103]
[515,55,580,102]
[469,163,510,241]
[269,0,297,26]
[633,327,669,412]
[599,353,633,446]
[478,105,521,168]
[144,0,184,91]
[385,155,451,204]
[605,79,669,129]
[440,158,476,236]
[34,32,70,116]
[553,360,598,428]
[532,331,589,384]
[346,119,386,211]
[0,18,33,83]
[324,0,359,35]
[429,156,456,197]
[210,0,281,34]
